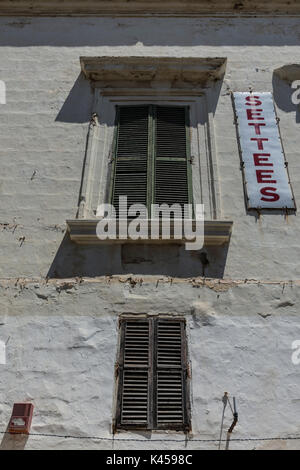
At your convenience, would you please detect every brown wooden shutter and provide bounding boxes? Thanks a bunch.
[111,106,149,218]
[116,318,190,431]
[155,319,189,430]
[117,319,151,428]
[154,106,192,210]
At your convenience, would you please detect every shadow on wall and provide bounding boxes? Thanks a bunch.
[55,72,96,214]
[55,72,94,124]
[46,233,230,279]
[272,70,300,124]
[246,209,297,222]
[0,426,29,450]
[1,17,300,47]
[47,71,228,279]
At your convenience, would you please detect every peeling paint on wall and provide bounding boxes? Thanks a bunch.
[1,13,300,450]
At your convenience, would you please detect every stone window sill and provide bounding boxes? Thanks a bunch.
[66,219,233,246]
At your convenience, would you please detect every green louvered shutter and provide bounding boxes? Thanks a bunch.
[111,106,149,218]
[154,106,192,212]
[110,105,192,218]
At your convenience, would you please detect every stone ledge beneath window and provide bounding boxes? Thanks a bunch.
[66,219,233,246]
[80,56,227,89]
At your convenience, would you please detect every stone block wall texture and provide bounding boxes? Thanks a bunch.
[0,16,300,449]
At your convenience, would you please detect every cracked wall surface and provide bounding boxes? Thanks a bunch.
[0,15,300,450]
[0,278,300,449]
[0,17,300,279]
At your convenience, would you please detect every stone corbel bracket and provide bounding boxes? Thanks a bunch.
[80,56,227,89]
[273,64,300,85]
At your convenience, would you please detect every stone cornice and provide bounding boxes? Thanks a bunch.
[80,56,227,89]
[0,0,299,16]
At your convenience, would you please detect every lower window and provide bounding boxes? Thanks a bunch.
[115,317,191,431]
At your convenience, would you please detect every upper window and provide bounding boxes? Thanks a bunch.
[115,317,191,432]
[109,105,193,217]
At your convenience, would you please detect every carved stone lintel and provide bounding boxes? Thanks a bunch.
[80,56,227,89]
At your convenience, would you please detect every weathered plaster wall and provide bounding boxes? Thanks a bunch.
[0,16,300,450]
[0,278,300,450]
[0,17,299,279]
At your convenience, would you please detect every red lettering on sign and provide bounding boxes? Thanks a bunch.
[253,153,273,166]
[245,96,262,106]
[248,123,266,135]
[260,187,280,202]
[251,138,269,150]
[256,170,277,184]
[246,109,264,120]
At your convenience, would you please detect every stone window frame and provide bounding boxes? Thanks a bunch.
[67,56,233,245]
[81,92,218,219]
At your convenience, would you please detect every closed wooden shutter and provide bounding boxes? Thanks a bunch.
[156,319,186,428]
[111,106,149,218]
[154,106,192,211]
[110,105,192,217]
[116,318,190,431]
[117,319,150,428]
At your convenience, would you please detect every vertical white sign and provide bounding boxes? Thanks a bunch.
[233,92,296,210]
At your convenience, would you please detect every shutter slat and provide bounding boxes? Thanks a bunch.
[112,106,149,216]
[117,106,149,159]
[117,318,189,431]
[112,105,192,218]
[156,106,187,159]
[156,320,185,427]
[157,370,184,424]
[120,320,150,426]
[155,106,190,209]
[155,161,189,207]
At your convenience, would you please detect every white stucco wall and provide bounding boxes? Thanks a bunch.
[0,278,300,450]
[0,16,299,279]
[0,15,300,450]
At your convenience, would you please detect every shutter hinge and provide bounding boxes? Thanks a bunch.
[187,364,192,379]
[189,155,195,164]
[115,362,120,378]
